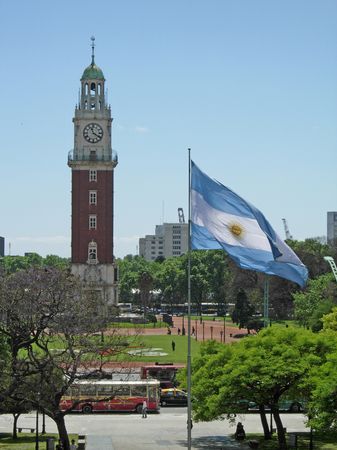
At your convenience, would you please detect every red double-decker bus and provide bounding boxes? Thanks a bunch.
[60,379,160,414]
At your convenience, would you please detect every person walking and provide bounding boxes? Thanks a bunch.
[142,400,148,418]
[70,439,77,450]
[171,340,176,351]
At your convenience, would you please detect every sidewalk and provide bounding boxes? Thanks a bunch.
[86,435,114,449]
[85,433,250,450]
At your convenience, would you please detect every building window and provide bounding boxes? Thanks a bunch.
[89,191,97,205]
[89,215,97,230]
[88,241,98,264]
[89,170,97,182]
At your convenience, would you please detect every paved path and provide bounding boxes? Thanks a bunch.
[1,411,307,450]
[84,433,249,450]
[86,435,114,449]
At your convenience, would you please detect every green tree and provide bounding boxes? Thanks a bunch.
[156,257,186,310]
[306,340,337,432]
[118,256,153,305]
[190,327,333,449]
[293,273,337,329]
[0,253,70,274]
[138,270,154,316]
[231,289,255,330]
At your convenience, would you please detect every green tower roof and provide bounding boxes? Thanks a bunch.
[81,63,105,81]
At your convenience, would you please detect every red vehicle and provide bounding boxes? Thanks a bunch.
[60,379,160,414]
[141,363,185,388]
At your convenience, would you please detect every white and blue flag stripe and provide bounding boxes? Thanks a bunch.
[191,161,308,287]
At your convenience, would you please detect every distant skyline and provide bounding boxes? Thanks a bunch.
[1,0,337,258]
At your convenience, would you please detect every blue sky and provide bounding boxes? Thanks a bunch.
[1,0,337,258]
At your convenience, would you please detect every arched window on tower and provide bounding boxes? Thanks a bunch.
[88,240,98,264]
[84,100,88,110]
[90,82,96,95]
[85,83,89,95]
[98,84,101,95]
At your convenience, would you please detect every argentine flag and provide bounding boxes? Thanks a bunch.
[191,161,308,288]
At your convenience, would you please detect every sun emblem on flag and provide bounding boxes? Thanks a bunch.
[228,222,244,238]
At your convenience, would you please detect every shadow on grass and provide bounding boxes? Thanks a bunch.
[177,435,249,449]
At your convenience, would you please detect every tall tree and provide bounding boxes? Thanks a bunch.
[0,267,136,450]
[189,326,335,449]
[293,273,337,330]
[231,289,255,330]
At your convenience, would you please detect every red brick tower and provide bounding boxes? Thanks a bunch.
[68,37,118,307]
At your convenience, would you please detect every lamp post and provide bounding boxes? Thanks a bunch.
[42,411,46,435]
[35,392,39,450]
[223,315,226,344]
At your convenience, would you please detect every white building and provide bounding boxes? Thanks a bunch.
[327,212,337,245]
[139,223,188,261]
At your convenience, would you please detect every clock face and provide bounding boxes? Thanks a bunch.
[83,123,103,143]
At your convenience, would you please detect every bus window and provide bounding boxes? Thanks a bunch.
[80,385,96,396]
[97,385,112,396]
[130,385,146,397]
[113,385,130,396]
[70,386,80,399]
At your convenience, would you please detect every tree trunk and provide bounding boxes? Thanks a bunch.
[12,413,20,439]
[54,414,70,450]
[258,406,271,439]
[273,409,287,449]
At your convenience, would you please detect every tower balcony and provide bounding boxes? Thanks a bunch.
[68,149,118,167]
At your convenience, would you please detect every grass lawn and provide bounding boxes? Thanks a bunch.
[0,433,77,449]
[125,334,201,363]
[245,432,337,449]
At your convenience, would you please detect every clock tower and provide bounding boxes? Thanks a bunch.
[68,37,118,308]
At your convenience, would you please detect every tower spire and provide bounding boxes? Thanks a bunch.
[91,36,95,65]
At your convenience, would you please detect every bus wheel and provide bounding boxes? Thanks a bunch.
[136,404,143,414]
[160,400,167,406]
[82,404,93,414]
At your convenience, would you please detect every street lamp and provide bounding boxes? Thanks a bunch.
[35,392,40,450]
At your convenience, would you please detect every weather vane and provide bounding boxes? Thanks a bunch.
[91,36,95,64]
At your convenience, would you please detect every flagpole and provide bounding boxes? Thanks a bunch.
[263,275,269,327]
[187,148,192,449]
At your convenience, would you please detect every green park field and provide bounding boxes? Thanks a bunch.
[0,433,77,449]
[128,334,201,363]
